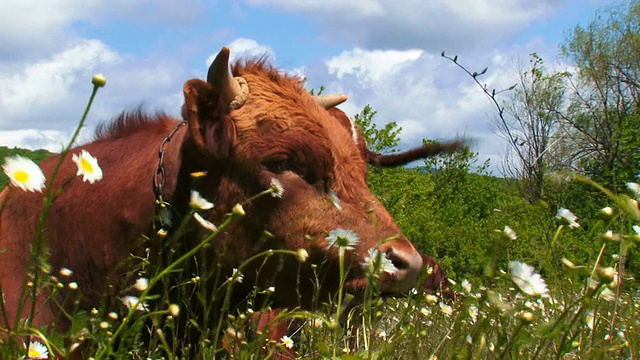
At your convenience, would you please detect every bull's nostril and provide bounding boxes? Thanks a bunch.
[378,244,423,294]
[385,249,410,270]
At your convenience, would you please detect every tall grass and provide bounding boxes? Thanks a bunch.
[0,77,637,359]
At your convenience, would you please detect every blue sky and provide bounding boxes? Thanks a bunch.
[0,0,614,174]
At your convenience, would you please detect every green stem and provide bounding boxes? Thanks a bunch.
[333,247,346,357]
[498,321,524,360]
[212,248,298,356]
[97,214,237,359]
[18,84,101,332]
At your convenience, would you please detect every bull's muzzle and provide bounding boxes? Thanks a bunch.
[378,240,423,294]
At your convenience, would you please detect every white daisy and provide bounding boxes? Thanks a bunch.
[325,228,359,251]
[425,266,434,275]
[509,261,549,297]
[585,311,594,330]
[270,178,284,198]
[439,302,453,316]
[556,208,580,229]
[193,212,217,231]
[72,150,103,183]
[230,268,243,283]
[461,279,472,294]
[281,335,294,349]
[121,296,147,311]
[190,190,214,210]
[2,156,46,192]
[25,340,48,359]
[468,305,478,323]
[361,248,398,274]
[626,182,640,198]
[503,225,517,240]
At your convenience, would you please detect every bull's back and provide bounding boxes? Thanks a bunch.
[0,127,176,329]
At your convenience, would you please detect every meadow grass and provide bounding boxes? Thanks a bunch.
[0,76,637,359]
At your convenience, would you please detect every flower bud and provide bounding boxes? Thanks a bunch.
[519,311,534,323]
[602,230,618,241]
[600,207,614,217]
[232,203,245,217]
[424,294,438,305]
[296,249,309,262]
[92,74,107,88]
[562,258,576,269]
[597,267,615,283]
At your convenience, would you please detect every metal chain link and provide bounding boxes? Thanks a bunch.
[152,121,187,233]
[153,121,187,201]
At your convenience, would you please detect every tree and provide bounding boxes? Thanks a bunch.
[500,54,570,203]
[354,105,402,154]
[559,1,640,191]
[440,51,568,203]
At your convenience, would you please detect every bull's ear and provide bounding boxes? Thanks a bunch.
[182,79,236,159]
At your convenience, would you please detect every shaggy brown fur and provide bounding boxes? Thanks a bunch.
[93,109,178,142]
[0,54,426,358]
[225,108,462,359]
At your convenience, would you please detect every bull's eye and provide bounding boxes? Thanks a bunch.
[264,159,295,174]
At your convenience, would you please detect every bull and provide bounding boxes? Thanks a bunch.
[224,109,460,358]
[0,47,442,357]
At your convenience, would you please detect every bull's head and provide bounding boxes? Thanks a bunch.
[179,47,423,307]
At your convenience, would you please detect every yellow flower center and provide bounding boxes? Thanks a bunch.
[28,348,42,357]
[14,170,29,183]
[80,158,94,173]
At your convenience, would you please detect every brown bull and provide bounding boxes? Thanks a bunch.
[0,48,428,356]
[326,106,458,301]
[224,109,460,359]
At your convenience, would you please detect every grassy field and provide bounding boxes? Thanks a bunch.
[1,76,638,360]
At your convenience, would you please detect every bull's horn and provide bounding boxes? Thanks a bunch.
[207,47,249,109]
[314,94,348,109]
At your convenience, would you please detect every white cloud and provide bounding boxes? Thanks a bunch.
[0,0,207,61]
[244,0,385,17]
[207,38,276,67]
[0,129,70,152]
[241,0,564,52]
[0,40,121,129]
[0,40,188,148]
[326,48,423,83]
[303,46,535,174]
